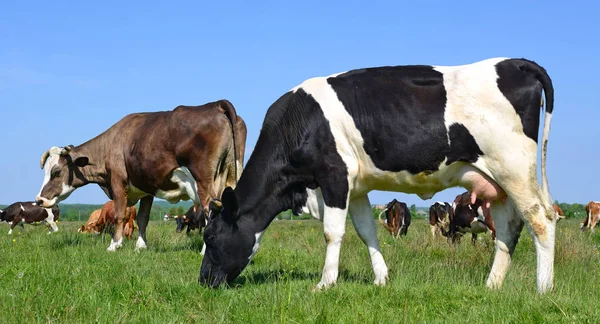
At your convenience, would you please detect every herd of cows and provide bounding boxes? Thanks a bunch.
[1,57,598,294]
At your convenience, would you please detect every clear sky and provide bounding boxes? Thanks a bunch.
[1,1,598,207]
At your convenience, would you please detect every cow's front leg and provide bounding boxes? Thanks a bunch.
[135,195,154,251]
[107,186,127,252]
[349,195,388,286]
[8,218,21,235]
[316,204,348,290]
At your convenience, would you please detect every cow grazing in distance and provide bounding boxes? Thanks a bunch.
[0,202,59,234]
[200,58,558,294]
[446,191,496,244]
[553,204,565,223]
[377,199,411,238]
[581,201,600,232]
[176,206,205,234]
[78,201,137,239]
[35,100,247,253]
[79,209,102,233]
[429,201,452,237]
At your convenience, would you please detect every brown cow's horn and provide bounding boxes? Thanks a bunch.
[40,149,51,169]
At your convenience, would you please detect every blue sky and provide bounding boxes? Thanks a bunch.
[1,1,598,206]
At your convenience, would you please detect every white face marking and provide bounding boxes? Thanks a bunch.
[248,231,265,261]
[38,147,63,199]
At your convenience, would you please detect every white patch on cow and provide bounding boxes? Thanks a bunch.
[248,231,265,262]
[135,236,147,251]
[153,167,200,205]
[20,204,24,211]
[302,188,325,221]
[200,243,206,255]
[435,201,446,206]
[8,228,13,235]
[107,237,123,252]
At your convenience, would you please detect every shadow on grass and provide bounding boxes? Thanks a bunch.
[231,268,371,286]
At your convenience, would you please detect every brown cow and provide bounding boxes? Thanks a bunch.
[377,199,411,238]
[78,209,101,233]
[35,100,247,253]
[581,201,600,232]
[78,201,137,239]
[553,204,565,223]
[429,201,452,237]
[446,191,496,244]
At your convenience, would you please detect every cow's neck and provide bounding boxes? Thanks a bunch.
[234,135,305,233]
[73,142,108,185]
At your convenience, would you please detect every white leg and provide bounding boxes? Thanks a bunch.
[349,196,388,286]
[316,205,348,290]
[525,205,556,293]
[486,200,523,290]
[8,228,12,235]
[46,220,58,234]
[107,237,123,252]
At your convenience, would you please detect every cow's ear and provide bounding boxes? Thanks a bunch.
[209,199,224,217]
[74,156,89,167]
[221,187,240,222]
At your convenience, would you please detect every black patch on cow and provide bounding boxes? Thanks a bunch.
[446,123,483,165]
[327,65,450,174]
[496,59,546,142]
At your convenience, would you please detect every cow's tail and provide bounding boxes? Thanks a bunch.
[219,99,239,184]
[518,59,554,202]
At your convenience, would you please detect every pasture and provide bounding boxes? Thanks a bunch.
[1,217,599,323]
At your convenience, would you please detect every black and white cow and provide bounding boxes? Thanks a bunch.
[200,58,557,294]
[0,202,60,234]
[176,206,205,234]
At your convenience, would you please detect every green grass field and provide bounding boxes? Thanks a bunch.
[1,217,599,323]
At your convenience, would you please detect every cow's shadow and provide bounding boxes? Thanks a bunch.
[231,268,370,287]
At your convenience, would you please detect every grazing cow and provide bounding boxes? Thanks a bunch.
[200,58,557,294]
[176,206,205,234]
[35,100,247,252]
[79,208,102,233]
[446,191,496,244]
[78,201,137,239]
[581,201,600,232]
[429,201,453,237]
[0,202,59,234]
[553,204,565,223]
[377,199,411,238]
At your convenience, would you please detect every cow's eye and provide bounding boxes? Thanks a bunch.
[51,170,60,178]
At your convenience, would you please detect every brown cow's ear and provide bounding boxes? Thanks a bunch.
[74,156,89,167]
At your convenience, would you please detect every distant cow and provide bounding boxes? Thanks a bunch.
[176,206,206,234]
[429,201,452,237]
[35,100,247,253]
[581,201,600,232]
[446,192,496,244]
[377,199,411,238]
[553,204,565,223]
[0,202,59,234]
[78,201,137,239]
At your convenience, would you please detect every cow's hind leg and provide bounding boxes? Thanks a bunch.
[486,200,524,290]
[135,196,154,251]
[349,195,388,286]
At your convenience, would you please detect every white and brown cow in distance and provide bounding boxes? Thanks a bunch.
[36,99,247,253]
[429,201,452,237]
[377,199,411,238]
[200,58,558,294]
[581,201,600,232]
[446,191,496,244]
[0,202,59,234]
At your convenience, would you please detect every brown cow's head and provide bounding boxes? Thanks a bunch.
[36,146,90,207]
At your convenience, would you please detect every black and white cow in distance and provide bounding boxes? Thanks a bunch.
[35,100,247,253]
[0,202,59,234]
[200,58,557,294]
[429,201,453,237]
